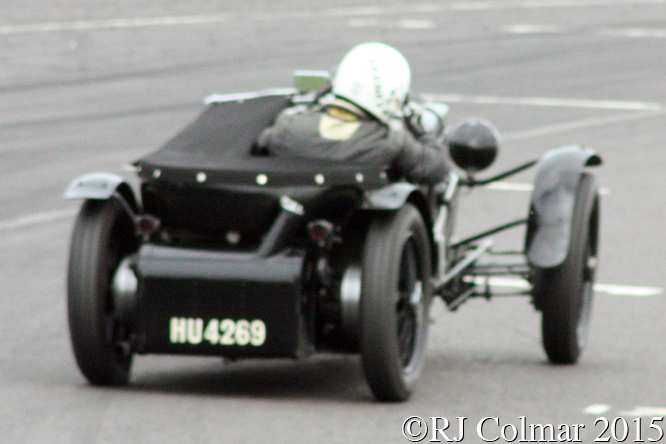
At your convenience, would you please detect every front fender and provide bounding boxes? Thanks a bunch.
[526,145,601,268]
[64,172,140,213]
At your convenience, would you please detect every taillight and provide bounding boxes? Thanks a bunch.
[307,220,334,243]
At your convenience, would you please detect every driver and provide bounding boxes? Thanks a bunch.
[256,42,448,184]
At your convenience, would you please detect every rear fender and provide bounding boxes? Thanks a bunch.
[525,145,602,268]
[64,172,140,214]
[362,182,437,272]
[362,183,419,210]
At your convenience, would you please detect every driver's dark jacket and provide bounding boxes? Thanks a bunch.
[256,102,448,184]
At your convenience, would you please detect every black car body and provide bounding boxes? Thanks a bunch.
[65,80,602,401]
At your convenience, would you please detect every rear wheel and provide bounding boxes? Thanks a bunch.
[533,173,599,364]
[360,204,432,402]
[67,199,139,385]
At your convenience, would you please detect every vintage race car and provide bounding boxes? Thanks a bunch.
[64,72,601,402]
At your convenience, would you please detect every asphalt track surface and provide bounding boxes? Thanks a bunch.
[1,1,665,442]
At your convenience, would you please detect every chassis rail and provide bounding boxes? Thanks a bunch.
[432,160,540,310]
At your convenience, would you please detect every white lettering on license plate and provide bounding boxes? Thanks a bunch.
[169,317,266,346]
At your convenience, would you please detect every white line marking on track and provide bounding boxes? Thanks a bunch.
[503,24,564,34]
[584,404,612,415]
[480,0,666,8]
[0,15,234,35]
[601,28,666,38]
[323,6,385,17]
[398,20,436,29]
[619,407,666,416]
[503,110,665,141]
[0,208,78,231]
[449,2,495,10]
[594,284,663,297]
[486,182,610,195]
[347,18,435,29]
[423,94,665,141]
[502,25,666,39]
[422,94,662,111]
[484,277,663,297]
[1,0,664,35]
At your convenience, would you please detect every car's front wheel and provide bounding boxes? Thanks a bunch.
[533,173,600,364]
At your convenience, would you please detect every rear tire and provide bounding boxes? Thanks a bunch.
[67,199,139,385]
[360,204,432,402]
[533,173,599,364]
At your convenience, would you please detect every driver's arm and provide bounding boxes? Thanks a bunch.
[387,119,448,184]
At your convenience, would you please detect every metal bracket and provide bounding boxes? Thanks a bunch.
[433,239,494,290]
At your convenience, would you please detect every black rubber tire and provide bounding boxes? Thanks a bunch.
[67,199,138,385]
[360,204,433,402]
[533,173,600,364]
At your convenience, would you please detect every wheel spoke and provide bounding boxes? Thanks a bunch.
[397,302,415,366]
[396,237,423,368]
[399,238,418,296]
[576,282,593,348]
[410,281,422,307]
[576,237,595,348]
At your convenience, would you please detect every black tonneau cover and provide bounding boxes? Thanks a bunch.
[136,92,387,188]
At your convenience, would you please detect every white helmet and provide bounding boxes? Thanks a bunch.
[332,42,411,123]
